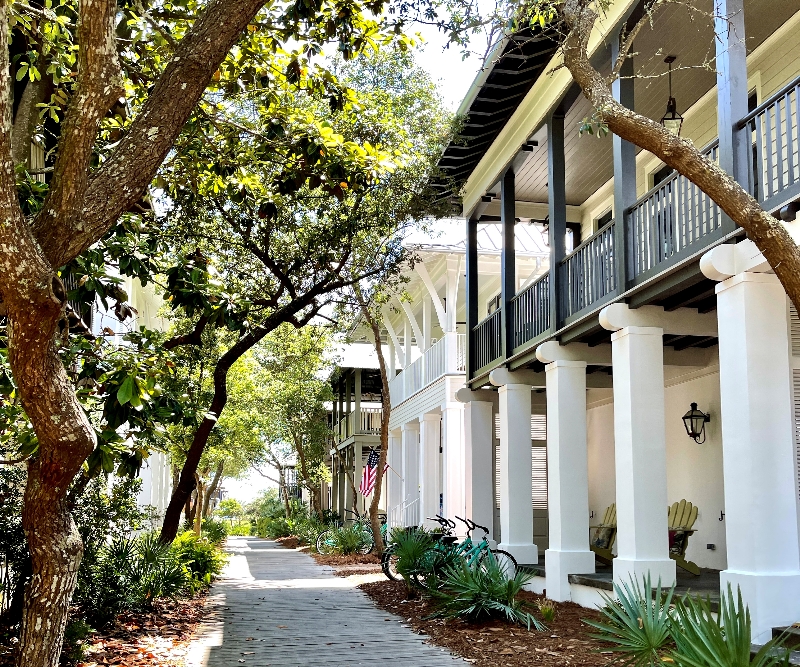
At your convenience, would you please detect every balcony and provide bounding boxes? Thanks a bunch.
[388,332,467,406]
[333,407,383,443]
[470,73,800,380]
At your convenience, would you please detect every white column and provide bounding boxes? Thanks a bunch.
[401,421,420,525]
[343,447,355,516]
[463,397,494,541]
[611,326,675,586]
[423,296,433,351]
[419,413,441,526]
[354,441,364,514]
[545,360,595,601]
[387,430,403,521]
[404,318,414,367]
[715,272,800,642]
[442,402,465,525]
[498,383,538,564]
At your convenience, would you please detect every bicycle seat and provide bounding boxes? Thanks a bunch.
[441,535,458,545]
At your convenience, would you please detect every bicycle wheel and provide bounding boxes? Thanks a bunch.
[357,528,374,555]
[316,529,336,555]
[381,547,402,581]
[479,549,518,579]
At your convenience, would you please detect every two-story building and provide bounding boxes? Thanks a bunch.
[369,0,800,643]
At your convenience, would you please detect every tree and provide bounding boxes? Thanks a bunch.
[0,0,413,661]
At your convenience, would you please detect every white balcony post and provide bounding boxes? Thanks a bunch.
[442,401,465,525]
[445,331,458,374]
[354,368,362,434]
[459,389,495,541]
[401,421,420,525]
[387,430,403,518]
[419,413,441,527]
[354,441,364,514]
[611,326,675,586]
[714,272,800,641]
[544,360,595,601]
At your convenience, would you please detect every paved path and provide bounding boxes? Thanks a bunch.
[187,537,466,666]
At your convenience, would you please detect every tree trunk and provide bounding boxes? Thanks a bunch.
[193,474,204,536]
[202,461,224,518]
[277,465,292,518]
[293,434,322,516]
[357,293,391,555]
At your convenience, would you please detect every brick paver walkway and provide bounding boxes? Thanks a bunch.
[186,536,466,666]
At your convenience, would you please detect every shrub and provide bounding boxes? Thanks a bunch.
[62,619,92,666]
[670,585,789,667]
[201,518,228,544]
[258,517,292,538]
[429,554,544,630]
[291,517,328,547]
[388,527,434,590]
[537,599,557,623]
[329,523,372,555]
[129,533,190,606]
[171,532,227,592]
[584,574,675,667]
[227,520,252,536]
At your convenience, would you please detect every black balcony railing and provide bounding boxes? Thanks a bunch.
[559,221,616,319]
[467,74,800,382]
[628,141,723,279]
[474,309,502,371]
[513,273,550,348]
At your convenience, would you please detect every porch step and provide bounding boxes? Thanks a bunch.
[773,625,800,649]
[752,644,800,665]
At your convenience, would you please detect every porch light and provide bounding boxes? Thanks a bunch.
[682,403,710,443]
[660,56,684,136]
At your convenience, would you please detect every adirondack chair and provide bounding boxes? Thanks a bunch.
[668,499,701,576]
[589,503,617,566]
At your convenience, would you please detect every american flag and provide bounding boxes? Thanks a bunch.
[359,448,388,497]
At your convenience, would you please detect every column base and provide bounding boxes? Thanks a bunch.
[499,543,538,566]
[613,558,676,588]
[545,549,596,602]
[720,570,800,643]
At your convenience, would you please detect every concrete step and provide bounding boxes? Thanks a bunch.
[773,625,800,649]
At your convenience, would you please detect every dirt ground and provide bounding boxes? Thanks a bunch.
[359,579,612,666]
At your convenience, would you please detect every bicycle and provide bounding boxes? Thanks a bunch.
[315,509,386,555]
[380,517,455,581]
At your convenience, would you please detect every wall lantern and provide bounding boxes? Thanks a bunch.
[660,55,684,136]
[682,403,711,443]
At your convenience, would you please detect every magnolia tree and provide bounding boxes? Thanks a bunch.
[0,0,428,662]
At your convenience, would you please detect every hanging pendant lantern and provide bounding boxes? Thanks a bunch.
[660,55,684,136]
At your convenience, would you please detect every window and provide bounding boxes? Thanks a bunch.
[493,414,548,510]
[652,163,675,188]
[487,293,501,316]
[595,209,613,231]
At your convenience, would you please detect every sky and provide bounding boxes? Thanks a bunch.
[225,26,487,506]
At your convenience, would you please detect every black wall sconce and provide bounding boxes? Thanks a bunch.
[682,403,711,443]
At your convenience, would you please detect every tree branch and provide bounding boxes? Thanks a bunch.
[163,315,209,350]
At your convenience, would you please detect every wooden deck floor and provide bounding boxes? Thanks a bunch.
[186,537,466,666]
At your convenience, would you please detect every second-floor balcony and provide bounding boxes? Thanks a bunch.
[333,406,383,443]
[389,332,467,406]
[473,74,800,379]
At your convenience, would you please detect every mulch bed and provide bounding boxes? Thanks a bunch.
[75,595,207,666]
[310,553,382,566]
[275,536,301,549]
[359,580,612,666]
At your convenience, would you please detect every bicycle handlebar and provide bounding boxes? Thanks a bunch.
[454,515,489,536]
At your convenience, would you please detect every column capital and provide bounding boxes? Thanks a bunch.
[715,270,781,294]
[545,359,588,371]
[610,325,664,342]
[420,412,442,424]
[600,302,716,337]
[455,388,496,403]
[700,239,771,282]
[537,340,611,365]
[401,420,420,432]
[489,367,545,387]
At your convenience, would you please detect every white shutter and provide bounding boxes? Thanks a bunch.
[793,369,800,504]
[790,305,800,357]
[493,413,548,510]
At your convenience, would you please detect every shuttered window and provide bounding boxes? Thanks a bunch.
[791,305,800,504]
[493,414,548,510]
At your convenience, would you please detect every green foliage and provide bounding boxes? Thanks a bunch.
[429,554,544,630]
[388,527,434,589]
[537,599,557,624]
[201,518,229,545]
[327,524,373,555]
[670,586,789,667]
[259,517,293,539]
[291,517,329,547]
[227,520,253,536]
[585,575,675,667]
[171,532,228,592]
[215,498,245,521]
[246,489,287,523]
[62,620,92,666]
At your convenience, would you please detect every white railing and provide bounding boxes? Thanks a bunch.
[389,497,420,528]
[334,407,383,443]
[388,332,467,407]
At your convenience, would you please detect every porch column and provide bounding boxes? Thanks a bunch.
[442,401,465,526]
[401,421,420,526]
[354,441,364,515]
[610,326,675,586]
[544,360,595,601]
[343,447,355,516]
[500,167,516,359]
[457,389,495,542]
[466,216,479,379]
[354,369,362,435]
[490,368,540,565]
[330,460,340,515]
[714,271,800,641]
[387,430,403,521]
[419,412,441,527]
[337,454,346,518]
[547,112,567,329]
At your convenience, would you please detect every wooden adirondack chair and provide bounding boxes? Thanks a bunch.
[668,499,701,576]
[590,503,617,566]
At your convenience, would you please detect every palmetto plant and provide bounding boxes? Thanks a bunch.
[429,553,545,630]
[389,527,435,591]
[584,574,675,666]
[669,585,790,667]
